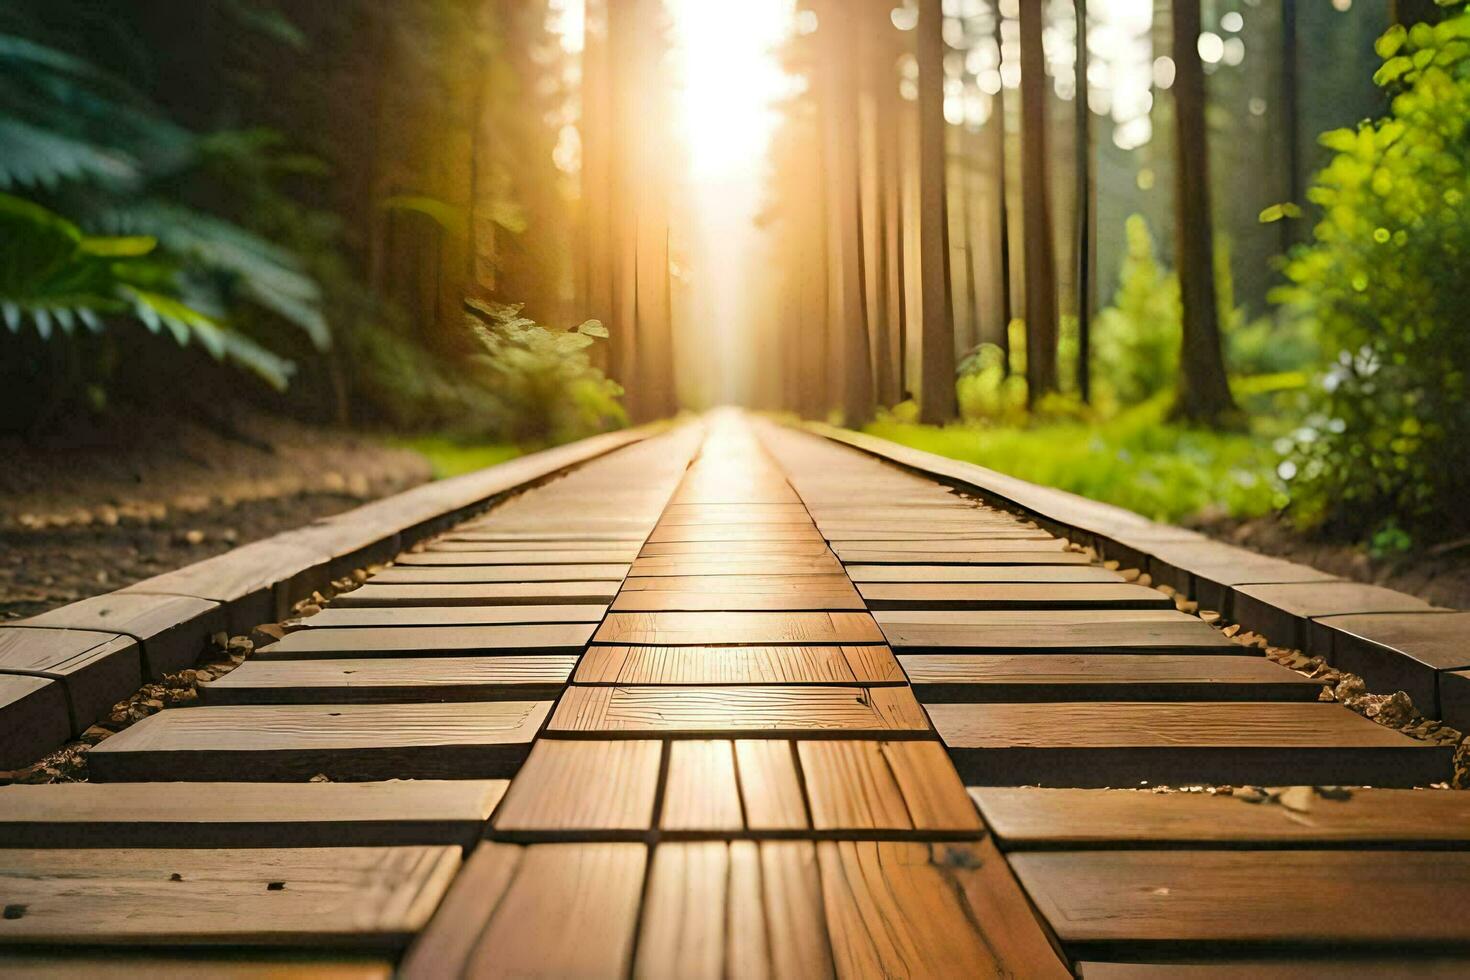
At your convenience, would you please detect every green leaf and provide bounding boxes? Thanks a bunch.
[79,235,157,258]
[1259,202,1303,223]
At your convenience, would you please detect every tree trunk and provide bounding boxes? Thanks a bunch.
[959,130,981,358]
[1074,0,1093,402]
[991,10,1014,376]
[581,0,614,357]
[1018,0,1059,404]
[1170,0,1237,424]
[916,0,957,423]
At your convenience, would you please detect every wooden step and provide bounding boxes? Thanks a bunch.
[620,574,856,592]
[0,845,459,948]
[1011,850,1470,951]
[639,541,835,557]
[491,740,663,835]
[255,624,593,659]
[611,590,865,612]
[0,780,507,848]
[295,604,606,628]
[835,538,1069,555]
[876,609,1242,653]
[629,557,844,577]
[334,582,618,607]
[0,627,142,736]
[428,539,640,552]
[89,701,552,782]
[574,645,904,685]
[647,525,823,543]
[595,611,885,645]
[548,684,929,736]
[902,654,1323,702]
[970,786,1470,849]
[200,656,575,704]
[797,740,981,834]
[370,564,629,584]
[859,582,1173,610]
[396,549,637,566]
[835,548,1092,566]
[847,564,1124,583]
[929,701,1452,787]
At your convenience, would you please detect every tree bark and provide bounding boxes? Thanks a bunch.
[1170,0,1237,424]
[1019,0,1059,404]
[916,0,958,423]
[1074,0,1093,402]
[991,10,1014,376]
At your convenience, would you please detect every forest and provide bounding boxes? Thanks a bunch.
[2,0,1468,582]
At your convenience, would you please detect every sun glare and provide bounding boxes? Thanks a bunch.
[669,0,796,181]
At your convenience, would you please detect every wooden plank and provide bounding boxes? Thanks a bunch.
[823,529,1054,542]
[648,525,824,543]
[1232,582,1445,651]
[400,841,651,978]
[970,786,1470,849]
[18,592,224,677]
[1315,611,1470,714]
[734,740,809,830]
[1445,669,1470,732]
[859,582,1172,610]
[818,840,1069,978]
[1012,850,1470,949]
[662,740,744,831]
[1076,961,1470,979]
[0,952,392,976]
[335,582,618,607]
[200,655,575,704]
[876,610,1242,653]
[0,780,507,848]
[880,740,986,832]
[548,684,930,736]
[835,538,1070,555]
[89,701,552,782]
[492,740,661,834]
[760,841,836,977]
[255,624,592,659]
[639,541,835,557]
[595,611,885,645]
[621,574,856,592]
[636,842,729,978]
[630,556,843,577]
[430,538,645,552]
[797,740,980,834]
[902,654,1324,702]
[612,590,865,612]
[837,548,1091,566]
[0,675,71,770]
[658,504,813,524]
[371,563,629,584]
[574,645,903,685]
[0,846,460,948]
[396,549,637,566]
[0,627,142,735]
[848,564,1123,583]
[297,604,606,628]
[930,701,1452,787]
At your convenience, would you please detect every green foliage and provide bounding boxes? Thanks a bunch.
[389,437,521,480]
[465,300,625,442]
[865,393,1287,525]
[1093,214,1181,404]
[1271,3,1470,537]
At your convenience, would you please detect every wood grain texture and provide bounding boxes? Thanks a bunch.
[620,574,856,593]
[734,740,809,830]
[255,624,592,658]
[0,846,460,948]
[492,740,661,834]
[595,611,885,645]
[836,548,1092,566]
[630,556,844,577]
[760,841,836,977]
[901,654,1324,702]
[397,549,637,566]
[859,582,1172,610]
[876,609,1242,653]
[636,842,729,979]
[0,627,142,734]
[612,590,865,612]
[0,780,507,848]
[798,740,980,834]
[89,701,552,782]
[1012,850,1470,947]
[648,525,824,543]
[971,786,1470,848]
[639,541,835,557]
[18,592,224,677]
[200,655,575,704]
[1075,962,1470,980]
[296,604,607,628]
[930,701,1452,787]
[0,952,392,977]
[835,537,1069,554]
[847,564,1124,583]
[371,563,630,584]
[574,645,903,685]
[334,582,618,607]
[429,538,647,552]
[818,840,1069,978]
[549,685,930,736]
[662,740,744,830]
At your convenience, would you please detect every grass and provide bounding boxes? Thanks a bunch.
[864,394,1289,525]
[390,436,522,480]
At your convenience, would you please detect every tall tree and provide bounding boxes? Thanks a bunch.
[1018,0,1059,403]
[1074,0,1093,402]
[916,0,957,423]
[1170,0,1237,424]
[990,8,1014,376]
[859,1,900,407]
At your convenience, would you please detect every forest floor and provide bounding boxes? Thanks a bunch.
[0,407,438,621]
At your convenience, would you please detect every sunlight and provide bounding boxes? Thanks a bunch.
[669,0,797,181]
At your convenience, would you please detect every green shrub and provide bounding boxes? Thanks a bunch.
[1270,6,1470,537]
[1093,214,1181,404]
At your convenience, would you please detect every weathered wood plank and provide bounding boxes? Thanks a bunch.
[639,541,835,557]
[1314,611,1470,714]
[620,574,856,593]
[930,701,1452,787]
[836,548,1092,566]
[0,675,71,770]
[18,592,224,677]
[574,645,903,685]
[334,582,618,607]
[296,604,606,628]
[876,610,1242,653]
[254,624,592,659]
[971,786,1470,849]
[630,556,844,577]
[595,611,885,645]
[90,702,552,782]
[859,582,1172,610]
[396,549,637,566]
[662,740,744,831]
[1232,582,1446,651]
[200,656,574,704]
[0,846,460,948]
[0,627,142,735]
[847,564,1124,583]
[1012,850,1470,949]
[734,740,809,830]
[492,740,661,835]
[835,538,1070,555]
[636,841,729,978]
[0,780,506,848]
[903,654,1323,702]
[549,685,929,736]
[371,563,630,584]
[648,525,824,543]
[612,590,865,612]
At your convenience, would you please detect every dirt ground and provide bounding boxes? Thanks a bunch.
[1196,515,1470,611]
[0,408,431,621]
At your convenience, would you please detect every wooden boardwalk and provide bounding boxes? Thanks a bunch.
[1,412,1467,976]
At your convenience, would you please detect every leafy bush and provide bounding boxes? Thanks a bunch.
[1270,6,1470,537]
[1093,214,1182,404]
[465,300,625,442]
